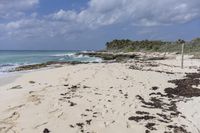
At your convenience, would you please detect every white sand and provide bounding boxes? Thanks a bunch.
[0,55,200,133]
[0,73,20,87]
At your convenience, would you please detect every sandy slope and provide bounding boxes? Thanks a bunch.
[0,56,200,133]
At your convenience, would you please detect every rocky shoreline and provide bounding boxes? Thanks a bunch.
[11,51,169,72]
[10,61,90,72]
[77,52,139,61]
[78,51,168,61]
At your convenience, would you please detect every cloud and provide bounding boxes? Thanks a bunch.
[0,18,87,40]
[0,0,200,41]
[0,0,39,19]
[49,0,200,27]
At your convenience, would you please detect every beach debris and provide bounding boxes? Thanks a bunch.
[165,71,200,97]
[60,93,67,96]
[156,113,171,121]
[76,123,84,129]
[145,123,156,130]
[128,115,156,122]
[83,85,90,88]
[29,81,36,84]
[10,85,22,90]
[129,65,142,70]
[132,81,190,132]
[167,125,189,133]
[149,92,167,97]
[136,95,163,109]
[86,119,92,125]
[151,86,158,90]
[124,93,128,98]
[129,63,175,75]
[63,84,69,87]
[43,128,50,133]
[85,109,92,112]
[34,122,48,129]
[81,114,88,117]
[136,111,149,115]
[69,125,75,128]
[68,101,77,106]
[145,130,150,133]
[119,90,123,94]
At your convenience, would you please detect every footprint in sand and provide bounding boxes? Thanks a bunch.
[3,112,20,123]
[0,111,20,133]
[27,94,43,105]
[6,104,26,112]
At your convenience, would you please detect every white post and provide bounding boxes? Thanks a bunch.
[181,43,185,69]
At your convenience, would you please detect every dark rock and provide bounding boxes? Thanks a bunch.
[11,61,88,72]
[77,52,138,61]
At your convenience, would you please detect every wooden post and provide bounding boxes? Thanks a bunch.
[181,43,185,69]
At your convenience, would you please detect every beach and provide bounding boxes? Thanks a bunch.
[0,53,200,133]
[1,0,200,132]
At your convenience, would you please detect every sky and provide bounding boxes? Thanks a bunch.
[0,0,200,50]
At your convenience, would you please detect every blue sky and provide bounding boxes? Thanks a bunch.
[0,0,200,50]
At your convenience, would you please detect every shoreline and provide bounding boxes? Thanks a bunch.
[0,73,21,87]
[0,53,200,132]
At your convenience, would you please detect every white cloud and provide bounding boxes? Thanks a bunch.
[49,0,200,27]
[0,0,200,40]
[0,0,39,19]
[0,17,86,40]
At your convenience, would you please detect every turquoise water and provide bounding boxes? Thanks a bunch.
[0,50,101,73]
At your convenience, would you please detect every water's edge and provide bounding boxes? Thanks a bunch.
[0,50,102,74]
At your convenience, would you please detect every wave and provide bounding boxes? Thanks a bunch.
[0,52,102,74]
[0,64,17,73]
[88,58,103,63]
[51,53,76,57]
[51,53,90,59]
[0,64,15,67]
[0,63,30,73]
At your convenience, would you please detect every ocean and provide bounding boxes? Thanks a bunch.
[0,50,101,75]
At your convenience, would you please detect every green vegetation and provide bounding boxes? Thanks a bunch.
[105,38,200,53]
